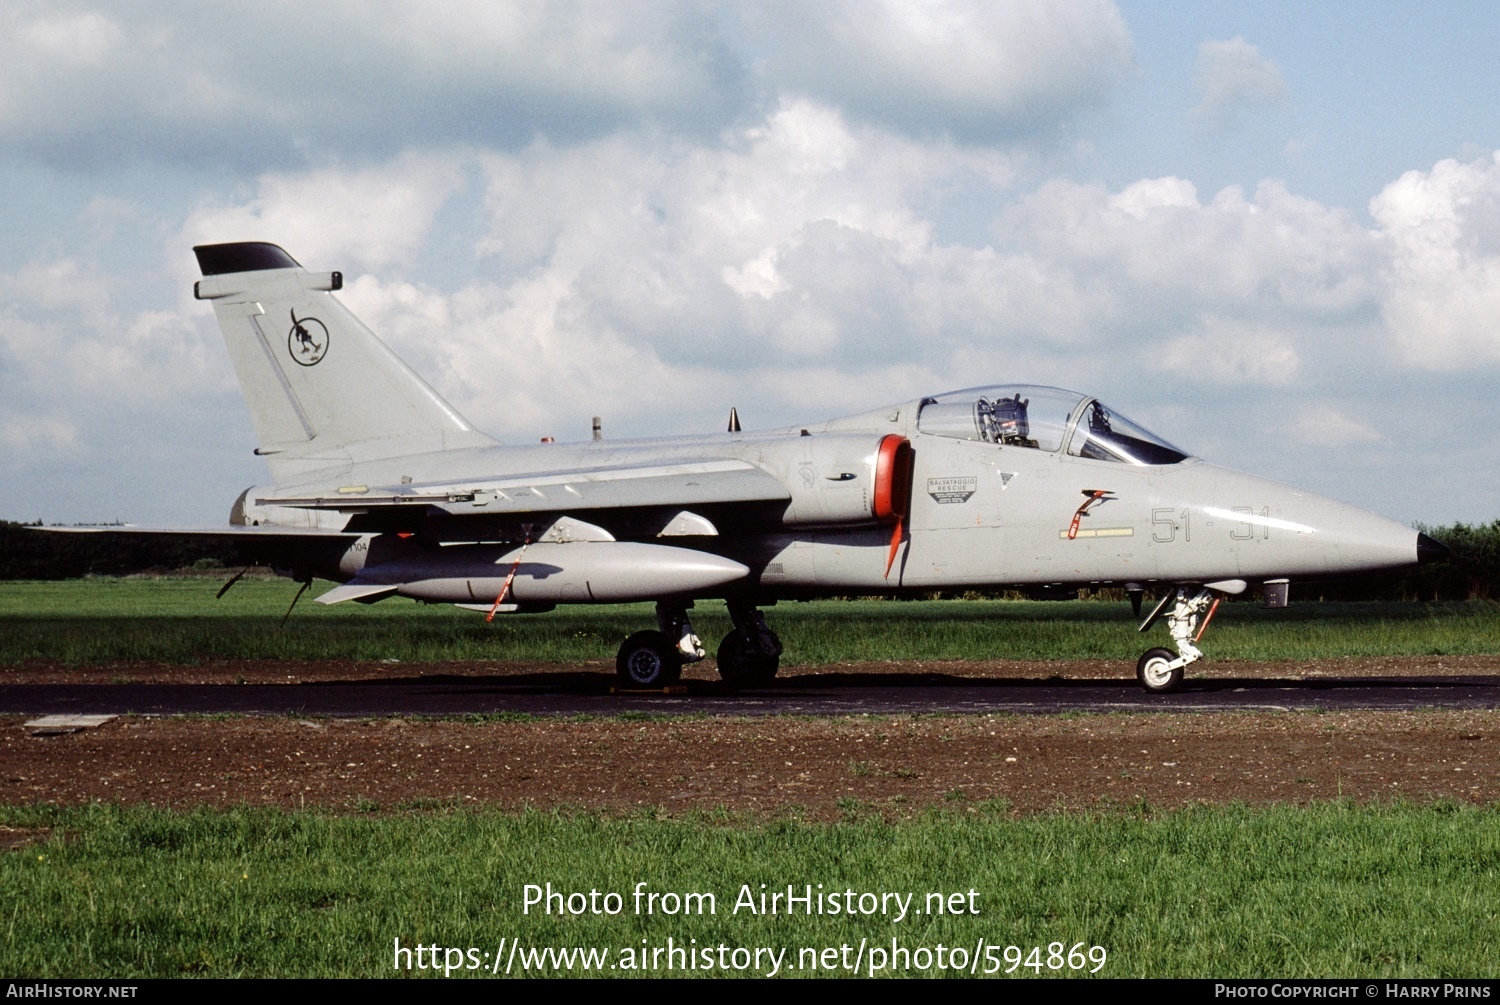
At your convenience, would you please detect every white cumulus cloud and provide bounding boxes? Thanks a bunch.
[179,152,469,275]
[1371,153,1500,368]
[1294,404,1383,447]
[0,0,749,169]
[754,0,1133,140]
[1193,37,1288,127]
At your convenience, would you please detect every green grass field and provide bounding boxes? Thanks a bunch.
[2,578,1497,664]
[5,802,1499,978]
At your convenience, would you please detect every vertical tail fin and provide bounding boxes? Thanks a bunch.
[193,242,495,481]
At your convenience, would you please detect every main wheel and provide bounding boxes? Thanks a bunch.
[716,632,779,686]
[616,630,683,687]
[1136,647,1183,694]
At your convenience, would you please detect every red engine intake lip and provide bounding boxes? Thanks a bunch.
[872,434,913,523]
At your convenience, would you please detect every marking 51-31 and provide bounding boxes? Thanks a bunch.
[1154,506,1271,543]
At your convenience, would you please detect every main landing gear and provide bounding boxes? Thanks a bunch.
[614,600,783,689]
[615,602,706,687]
[1135,586,1221,694]
[715,600,783,686]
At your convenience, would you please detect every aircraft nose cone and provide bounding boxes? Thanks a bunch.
[1417,532,1450,565]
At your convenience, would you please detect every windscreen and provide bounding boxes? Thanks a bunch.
[1066,400,1188,465]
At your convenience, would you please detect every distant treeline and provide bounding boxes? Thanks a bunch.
[0,520,239,579]
[2,518,1498,600]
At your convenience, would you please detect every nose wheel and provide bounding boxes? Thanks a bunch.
[1136,647,1183,694]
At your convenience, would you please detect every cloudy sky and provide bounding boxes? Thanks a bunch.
[4,1,1499,527]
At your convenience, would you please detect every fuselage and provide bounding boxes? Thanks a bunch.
[234,385,1426,606]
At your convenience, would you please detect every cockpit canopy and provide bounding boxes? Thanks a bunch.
[916,385,1189,465]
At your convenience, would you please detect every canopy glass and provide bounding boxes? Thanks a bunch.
[916,385,1189,465]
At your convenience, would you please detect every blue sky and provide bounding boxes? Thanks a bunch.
[1108,2,1500,208]
[2,1,1496,527]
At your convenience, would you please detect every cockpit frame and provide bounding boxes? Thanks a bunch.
[917,384,1189,466]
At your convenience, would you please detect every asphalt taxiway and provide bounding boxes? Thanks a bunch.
[4,672,1499,718]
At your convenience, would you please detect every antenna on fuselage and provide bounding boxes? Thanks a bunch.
[727,407,741,433]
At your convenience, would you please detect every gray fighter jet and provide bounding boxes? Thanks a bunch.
[102,242,1447,692]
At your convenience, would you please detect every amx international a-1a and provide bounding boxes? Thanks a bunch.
[93,242,1446,692]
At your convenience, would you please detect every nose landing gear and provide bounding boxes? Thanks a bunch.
[1135,586,1222,693]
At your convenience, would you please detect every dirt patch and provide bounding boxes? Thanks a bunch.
[6,656,1499,818]
[4,706,1498,818]
[0,825,51,850]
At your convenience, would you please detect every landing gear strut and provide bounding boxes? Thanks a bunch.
[716,600,783,686]
[1135,586,1220,694]
[614,602,706,688]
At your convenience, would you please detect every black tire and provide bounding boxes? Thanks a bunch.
[616,630,682,687]
[716,632,779,686]
[1136,647,1183,694]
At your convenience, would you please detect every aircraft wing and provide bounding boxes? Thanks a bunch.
[31,524,363,580]
[257,458,791,518]
[40,525,361,540]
